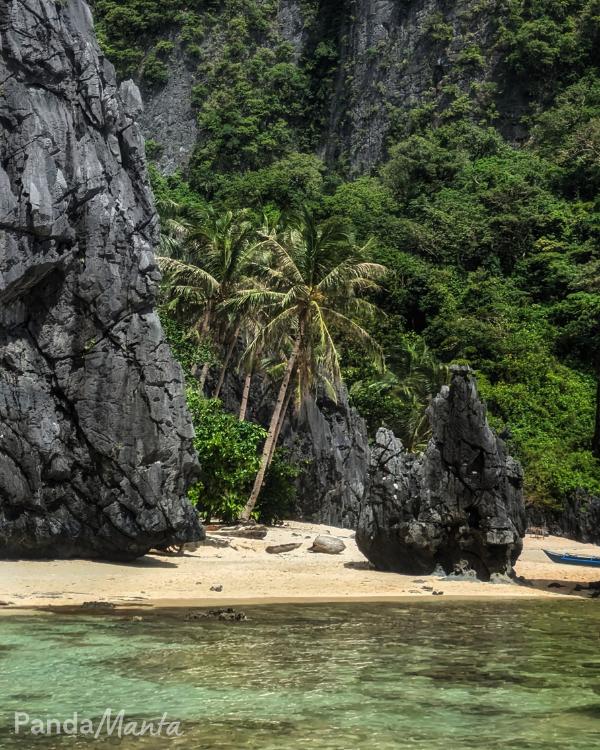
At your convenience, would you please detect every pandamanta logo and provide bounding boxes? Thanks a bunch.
[14,710,184,738]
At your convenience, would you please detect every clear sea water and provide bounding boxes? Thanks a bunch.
[0,600,599,749]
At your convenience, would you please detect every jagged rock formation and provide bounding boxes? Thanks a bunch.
[285,393,369,529]
[356,367,526,579]
[0,0,202,558]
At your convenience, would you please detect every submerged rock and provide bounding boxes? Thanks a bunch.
[185,608,247,622]
[81,601,116,610]
[356,367,526,580]
[0,0,202,558]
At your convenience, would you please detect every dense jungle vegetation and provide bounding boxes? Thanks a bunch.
[92,0,600,518]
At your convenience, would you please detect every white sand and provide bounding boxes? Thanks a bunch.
[1,522,599,610]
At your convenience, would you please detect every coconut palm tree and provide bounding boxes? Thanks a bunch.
[350,336,449,452]
[228,210,387,520]
[158,208,259,391]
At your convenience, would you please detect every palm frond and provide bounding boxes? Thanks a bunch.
[157,257,220,294]
[320,307,385,372]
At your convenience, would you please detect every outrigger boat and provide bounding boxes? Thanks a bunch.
[544,549,600,568]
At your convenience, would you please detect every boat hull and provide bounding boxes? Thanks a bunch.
[544,549,600,567]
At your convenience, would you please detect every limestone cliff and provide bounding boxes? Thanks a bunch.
[0,0,202,558]
[126,0,524,175]
[323,0,509,172]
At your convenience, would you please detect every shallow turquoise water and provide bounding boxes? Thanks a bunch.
[1,600,599,749]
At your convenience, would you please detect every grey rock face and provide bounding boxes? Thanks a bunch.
[0,0,202,558]
[112,0,543,179]
[356,367,526,579]
[551,492,600,544]
[528,491,600,545]
[277,0,306,59]
[214,369,369,530]
[285,392,370,529]
[138,40,198,174]
[133,0,522,175]
[325,0,507,172]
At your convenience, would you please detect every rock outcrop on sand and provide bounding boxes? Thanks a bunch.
[285,392,370,529]
[356,367,526,579]
[0,0,202,558]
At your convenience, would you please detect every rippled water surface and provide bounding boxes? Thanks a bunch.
[1,600,599,749]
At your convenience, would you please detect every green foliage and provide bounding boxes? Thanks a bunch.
[149,166,209,217]
[179,387,298,525]
[421,271,600,501]
[158,310,214,377]
[554,292,600,370]
[478,364,600,503]
[382,126,573,272]
[322,177,406,246]
[95,0,600,509]
[190,44,313,196]
[533,73,600,197]
[219,152,326,211]
[186,393,265,523]
[455,44,485,68]
[145,139,163,160]
[349,335,449,451]
[141,51,169,85]
[92,0,205,83]
[424,11,454,44]
[495,0,597,89]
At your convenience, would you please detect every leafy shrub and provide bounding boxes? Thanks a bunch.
[181,390,300,524]
[145,139,163,160]
[186,393,265,523]
[159,312,214,378]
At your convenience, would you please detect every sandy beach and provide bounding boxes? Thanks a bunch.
[1,521,599,610]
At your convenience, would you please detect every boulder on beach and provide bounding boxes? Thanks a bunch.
[266,543,303,554]
[356,367,526,580]
[309,535,346,554]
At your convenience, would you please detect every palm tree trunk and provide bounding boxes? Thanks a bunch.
[199,308,211,336]
[240,335,302,521]
[593,368,600,460]
[193,304,213,386]
[266,382,294,470]
[213,324,240,398]
[239,372,252,421]
[198,361,210,393]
